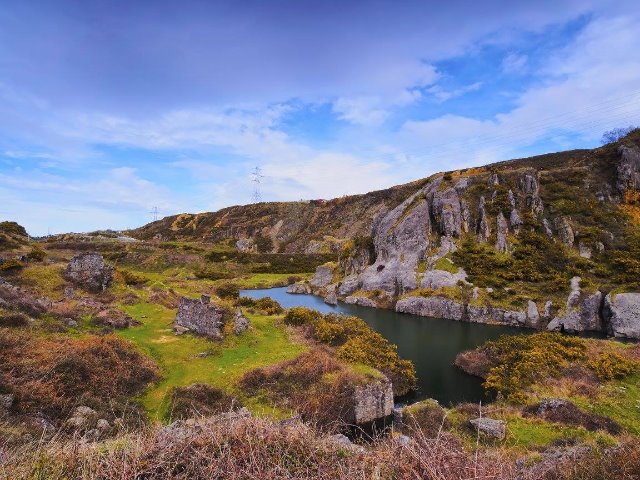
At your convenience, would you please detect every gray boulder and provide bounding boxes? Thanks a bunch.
[604,293,640,339]
[175,295,226,339]
[553,217,574,246]
[324,291,338,306]
[63,252,114,292]
[470,417,506,440]
[235,237,255,253]
[233,307,250,335]
[353,377,394,424]
[287,282,310,294]
[395,296,464,321]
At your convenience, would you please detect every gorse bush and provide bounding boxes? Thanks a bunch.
[283,306,323,326]
[481,333,587,402]
[216,282,240,299]
[587,352,638,381]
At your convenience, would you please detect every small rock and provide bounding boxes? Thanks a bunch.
[470,417,506,440]
[96,419,111,432]
[66,318,78,327]
[0,393,15,410]
[394,434,412,446]
[233,307,250,335]
[323,291,338,305]
[174,325,190,335]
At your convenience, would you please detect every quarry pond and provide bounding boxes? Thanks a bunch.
[241,287,526,406]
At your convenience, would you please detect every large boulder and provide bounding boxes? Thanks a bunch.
[287,282,310,294]
[175,295,226,339]
[547,277,603,333]
[470,417,506,440]
[395,296,464,321]
[603,293,640,339]
[353,377,394,424]
[63,252,114,292]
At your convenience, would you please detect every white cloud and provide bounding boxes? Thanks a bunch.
[501,52,528,74]
[427,82,483,103]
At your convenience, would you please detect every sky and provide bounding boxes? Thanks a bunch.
[1,0,639,236]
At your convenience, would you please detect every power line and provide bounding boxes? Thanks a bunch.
[250,166,264,203]
[150,206,159,221]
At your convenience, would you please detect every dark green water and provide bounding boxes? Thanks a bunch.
[241,287,528,406]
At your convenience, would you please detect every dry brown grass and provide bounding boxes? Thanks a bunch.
[0,415,518,480]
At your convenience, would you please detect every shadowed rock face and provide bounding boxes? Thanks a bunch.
[353,377,394,424]
[617,146,640,197]
[175,295,226,339]
[63,252,114,292]
[604,293,640,339]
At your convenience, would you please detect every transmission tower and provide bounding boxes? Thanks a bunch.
[150,206,159,221]
[250,166,264,203]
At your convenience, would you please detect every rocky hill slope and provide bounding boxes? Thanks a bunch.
[132,130,640,338]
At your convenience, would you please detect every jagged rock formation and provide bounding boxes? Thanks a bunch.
[344,296,377,307]
[603,293,640,339]
[287,282,311,294]
[616,146,640,198]
[63,252,114,292]
[395,296,465,321]
[174,295,226,339]
[233,307,250,335]
[547,278,603,333]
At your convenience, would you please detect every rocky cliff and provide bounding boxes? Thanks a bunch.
[133,130,640,338]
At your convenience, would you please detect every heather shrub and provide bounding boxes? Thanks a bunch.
[587,351,638,381]
[0,312,29,327]
[25,246,46,262]
[0,259,24,272]
[0,330,158,422]
[117,269,148,286]
[169,384,240,420]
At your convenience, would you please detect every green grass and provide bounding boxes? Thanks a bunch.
[504,416,616,450]
[433,256,458,274]
[118,302,306,422]
[576,373,640,436]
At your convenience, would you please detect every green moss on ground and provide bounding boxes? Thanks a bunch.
[119,302,305,422]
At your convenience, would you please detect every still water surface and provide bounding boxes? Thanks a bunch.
[241,287,528,406]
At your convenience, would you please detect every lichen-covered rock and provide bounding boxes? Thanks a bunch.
[495,212,509,253]
[553,217,574,246]
[65,405,98,431]
[476,196,491,242]
[344,296,377,308]
[233,307,249,335]
[431,185,465,237]
[63,252,114,292]
[323,291,337,305]
[395,296,464,321]
[420,268,467,289]
[509,209,522,233]
[603,293,640,339]
[520,173,544,214]
[310,264,334,289]
[353,377,394,424]
[542,218,553,237]
[578,242,592,259]
[466,305,527,326]
[287,282,310,294]
[175,295,226,339]
[337,275,361,296]
[235,237,255,253]
[470,417,506,439]
[527,300,540,327]
[616,146,640,198]
[547,278,603,333]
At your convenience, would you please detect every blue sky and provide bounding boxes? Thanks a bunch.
[1,0,639,235]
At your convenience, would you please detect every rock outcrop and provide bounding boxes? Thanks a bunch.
[353,377,394,424]
[175,295,226,339]
[63,252,114,292]
[603,293,640,339]
[323,291,338,305]
[547,278,603,333]
[553,217,574,247]
[344,295,377,308]
[420,268,467,290]
[310,264,334,289]
[616,146,640,198]
[495,212,509,253]
[0,278,51,316]
[395,296,465,321]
